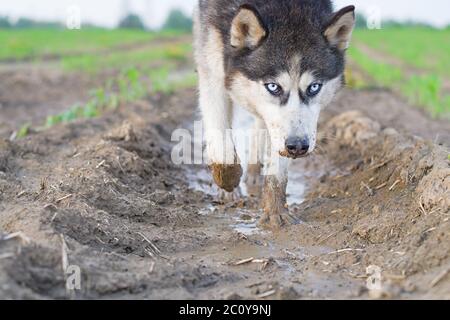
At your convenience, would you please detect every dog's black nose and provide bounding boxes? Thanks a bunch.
[285,137,309,157]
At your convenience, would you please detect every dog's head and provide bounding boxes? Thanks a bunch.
[226,3,355,159]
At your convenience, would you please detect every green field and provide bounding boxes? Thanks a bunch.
[0,28,184,61]
[0,28,152,60]
[61,41,192,73]
[353,27,450,77]
[349,27,450,117]
[0,27,193,74]
[0,28,197,134]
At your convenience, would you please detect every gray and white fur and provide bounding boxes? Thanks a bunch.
[194,0,355,229]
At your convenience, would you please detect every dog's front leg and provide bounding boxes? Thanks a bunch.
[259,154,299,229]
[245,118,266,197]
[198,68,242,192]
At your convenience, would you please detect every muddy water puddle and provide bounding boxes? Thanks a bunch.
[175,212,358,299]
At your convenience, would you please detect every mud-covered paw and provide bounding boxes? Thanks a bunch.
[258,208,300,230]
[210,163,243,192]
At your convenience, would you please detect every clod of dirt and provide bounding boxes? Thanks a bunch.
[277,286,300,300]
[416,155,450,212]
[0,140,14,173]
[104,121,137,142]
[325,111,449,215]
[352,210,409,244]
[224,292,243,300]
[5,246,66,298]
[325,111,381,147]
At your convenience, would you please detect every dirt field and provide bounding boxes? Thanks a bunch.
[0,52,449,299]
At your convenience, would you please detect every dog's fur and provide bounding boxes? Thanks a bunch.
[194,0,355,229]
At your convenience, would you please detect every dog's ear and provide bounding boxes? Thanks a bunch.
[230,5,267,50]
[324,5,355,51]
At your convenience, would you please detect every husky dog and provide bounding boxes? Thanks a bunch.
[194,0,355,229]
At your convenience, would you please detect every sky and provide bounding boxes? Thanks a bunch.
[0,0,449,29]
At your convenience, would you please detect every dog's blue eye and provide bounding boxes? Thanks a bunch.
[306,83,323,97]
[265,83,283,96]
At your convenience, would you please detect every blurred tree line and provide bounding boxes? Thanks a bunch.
[1,10,446,31]
[0,8,193,32]
[161,9,192,31]
[0,16,10,28]
[0,16,62,28]
[118,9,192,31]
[118,14,146,29]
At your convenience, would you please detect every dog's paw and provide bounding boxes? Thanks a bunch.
[258,208,300,230]
[210,163,243,192]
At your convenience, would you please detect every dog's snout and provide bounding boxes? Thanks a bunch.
[285,137,309,157]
